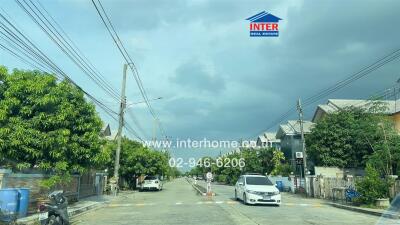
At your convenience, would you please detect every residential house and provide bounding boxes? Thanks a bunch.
[276,120,315,169]
[100,124,111,137]
[100,124,118,141]
[256,132,281,149]
[312,99,400,132]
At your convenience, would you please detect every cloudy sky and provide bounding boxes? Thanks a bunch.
[1,0,400,159]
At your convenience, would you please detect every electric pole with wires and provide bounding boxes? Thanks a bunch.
[111,63,127,196]
[297,98,308,196]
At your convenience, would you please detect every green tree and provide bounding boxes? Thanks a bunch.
[306,103,398,169]
[0,67,104,181]
[257,147,288,175]
[241,149,262,173]
[103,138,170,187]
[270,150,286,176]
[367,119,400,176]
[355,164,394,204]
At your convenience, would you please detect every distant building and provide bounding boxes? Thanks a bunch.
[100,124,117,140]
[276,120,315,169]
[312,99,400,132]
[256,132,281,149]
[100,124,111,137]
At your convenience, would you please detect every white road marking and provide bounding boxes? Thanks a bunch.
[110,201,322,207]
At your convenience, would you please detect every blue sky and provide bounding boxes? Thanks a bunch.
[1,0,400,164]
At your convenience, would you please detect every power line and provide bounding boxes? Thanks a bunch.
[91,0,167,140]
[1,38,118,118]
[251,48,400,138]
[33,0,116,97]
[15,0,121,102]
[124,122,144,142]
[0,14,64,78]
[126,108,149,140]
[303,49,400,106]
[0,42,47,73]
[0,8,119,119]
[0,6,147,142]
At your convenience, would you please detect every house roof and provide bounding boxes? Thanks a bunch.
[276,120,315,139]
[312,99,400,122]
[257,132,280,143]
[258,135,268,143]
[101,124,111,137]
[246,11,282,23]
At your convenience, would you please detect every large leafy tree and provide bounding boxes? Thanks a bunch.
[306,103,400,171]
[103,137,170,186]
[0,67,104,175]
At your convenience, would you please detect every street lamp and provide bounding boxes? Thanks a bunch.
[126,97,163,108]
[125,97,164,141]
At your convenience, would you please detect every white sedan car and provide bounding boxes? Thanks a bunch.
[234,174,281,206]
[140,176,163,191]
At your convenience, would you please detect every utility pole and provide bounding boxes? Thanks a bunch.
[152,118,157,141]
[395,78,400,112]
[112,63,127,196]
[297,98,308,195]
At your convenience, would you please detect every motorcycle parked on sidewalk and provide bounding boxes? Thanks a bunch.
[38,190,69,225]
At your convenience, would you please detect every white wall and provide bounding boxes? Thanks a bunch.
[314,167,365,178]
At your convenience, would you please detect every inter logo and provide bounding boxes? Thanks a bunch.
[246,11,282,37]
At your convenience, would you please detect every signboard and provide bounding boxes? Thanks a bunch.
[206,172,213,180]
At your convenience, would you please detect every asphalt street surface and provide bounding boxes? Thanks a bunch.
[73,178,384,225]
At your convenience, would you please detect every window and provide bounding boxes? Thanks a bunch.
[245,177,273,185]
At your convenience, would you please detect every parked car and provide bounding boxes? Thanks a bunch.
[234,174,281,206]
[140,176,163,191]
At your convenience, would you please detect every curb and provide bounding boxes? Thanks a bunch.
[328,202,399,219]
[16,201,108,225]
[185,178,216,196]
[68,201,108,217]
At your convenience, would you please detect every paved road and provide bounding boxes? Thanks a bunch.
[73,178,237,225]
[197,180,381,225]
[73,178,384,225]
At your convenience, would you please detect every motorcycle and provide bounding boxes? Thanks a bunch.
[38,190,69,225]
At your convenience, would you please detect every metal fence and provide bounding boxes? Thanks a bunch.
[269,175,400,201]
[308,176,400,201]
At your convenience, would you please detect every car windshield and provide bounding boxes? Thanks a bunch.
[144,176,157,180]
[246,177,273,185]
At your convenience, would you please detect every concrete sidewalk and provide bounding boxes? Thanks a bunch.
[16,195,112,225]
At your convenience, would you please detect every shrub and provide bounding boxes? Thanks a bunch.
[216,174,227,183]
[355,164,393,204]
